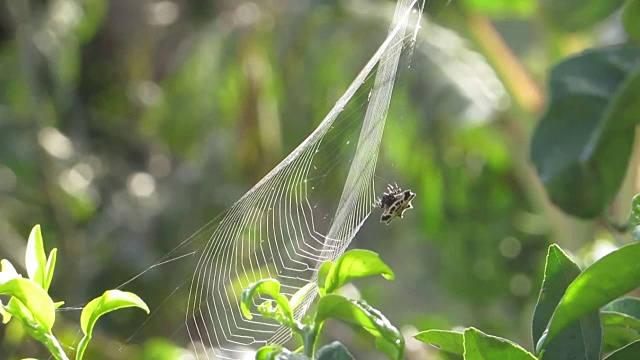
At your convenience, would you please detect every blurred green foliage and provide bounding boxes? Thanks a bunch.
[0,0,638,359]
[531,46,640,218]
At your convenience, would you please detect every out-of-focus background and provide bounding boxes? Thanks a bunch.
[0,0,637,359]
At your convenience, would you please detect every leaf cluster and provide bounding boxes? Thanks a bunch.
[411,9,640,357]
[0,225,149,360]
[415,233,640,358]
[240,250,401,360]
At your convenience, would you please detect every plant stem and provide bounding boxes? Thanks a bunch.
[75,335,91,360]
[295,322,319,358]
[302,326,319,358]
[15,315,70,360]
[37,330,70,360]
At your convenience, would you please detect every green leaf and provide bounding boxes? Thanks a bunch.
[604,297,640,319]
[0,277,55,331]
[531,46,640,218]
[80,290,149,337]
[317,261,333,296]
[603,325,640,354]
[623,0,640,41]
[239,279,293,324]
[604,339,640,359]
[5,297,35,325]
[463,327,536,360]
[44,248,57,292]
[315,294,403,360]
[602,298,640,352]
[537,243,640,351]
[602,311,640,352]
[256,345,285,360]
[324,250,394,295]
[532,245,580,343]
[315,341,355,360]
[413,329,464,355]
[540,0,624,32]
[289,283,316,312]
[1,259,20,278]
[602,311,640,329]
[532,244,601,358]
[25,225,47,288]
[77,290,148,360]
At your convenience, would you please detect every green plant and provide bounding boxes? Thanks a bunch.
[414,198,640,359]
[0,225,149,360]
[240,249,401,360]
[413,26,640,356]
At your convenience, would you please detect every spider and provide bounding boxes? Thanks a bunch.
[373,183,416,225]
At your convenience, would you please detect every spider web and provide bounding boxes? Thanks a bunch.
[186,2,421,358]
[115,1,423,358]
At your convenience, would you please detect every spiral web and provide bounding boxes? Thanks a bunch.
[178,1,421,358]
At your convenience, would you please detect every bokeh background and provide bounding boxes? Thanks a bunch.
[0,0,637,359]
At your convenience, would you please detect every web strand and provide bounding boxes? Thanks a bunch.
[181,1,420,358]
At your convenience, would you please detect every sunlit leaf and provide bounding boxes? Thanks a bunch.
[317,261,333,296]
[240,279,292,323]
[44,248,57,292]
[537,243,640,351]
[255,344,285,360]
[464,327,536,359]
[80,290,149,337]
[25,225,47,288]
[0,278,55,331]
[1,259,20,279]
[77,290,149,360]
[226,264,276,300]
[413,329,464,355]
[532,244,601,358]
[324,250,394,295]
[602,312,640,329]
[289,282,316,312]
[316,294,403,360]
